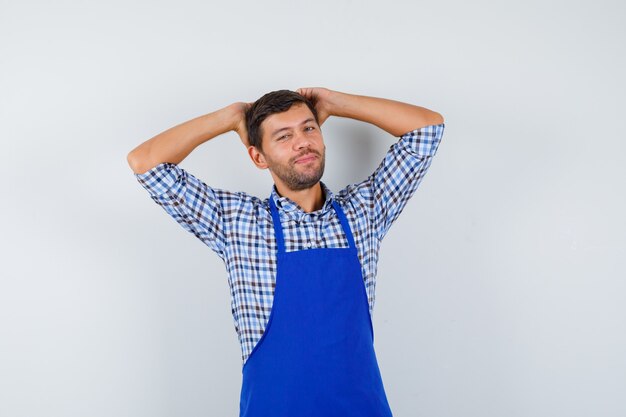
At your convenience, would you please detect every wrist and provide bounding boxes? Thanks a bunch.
[326,90,353,118]
[216,104,241,132]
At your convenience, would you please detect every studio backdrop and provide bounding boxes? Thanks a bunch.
[1,0,624,416]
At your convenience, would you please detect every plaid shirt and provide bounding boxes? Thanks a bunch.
[134,123,445,366]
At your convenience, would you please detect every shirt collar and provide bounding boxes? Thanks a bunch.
[270,181,335,220]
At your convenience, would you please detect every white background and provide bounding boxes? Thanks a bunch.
[1,0,625,416]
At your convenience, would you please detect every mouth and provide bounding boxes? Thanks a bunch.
[294,153,318,164]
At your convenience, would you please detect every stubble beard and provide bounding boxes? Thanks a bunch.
[268,150,326,191]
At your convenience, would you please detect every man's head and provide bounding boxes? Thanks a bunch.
[245,90,319,150]
[245,90,326,192]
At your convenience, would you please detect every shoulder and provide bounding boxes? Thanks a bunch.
[334,180,373,217]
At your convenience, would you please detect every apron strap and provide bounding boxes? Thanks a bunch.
[332,200,356,249]
[268,197,286,253]
[268,196,356,252]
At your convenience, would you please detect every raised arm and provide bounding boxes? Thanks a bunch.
[296,87,444,137]
[126,102,251,174]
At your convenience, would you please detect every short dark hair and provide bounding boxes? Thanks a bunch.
[245,90,319,150]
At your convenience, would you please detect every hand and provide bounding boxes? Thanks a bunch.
[228,101,253,147]
[295,87,334,126]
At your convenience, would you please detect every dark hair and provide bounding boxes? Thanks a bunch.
[245,89,319,150]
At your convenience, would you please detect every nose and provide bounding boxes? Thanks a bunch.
[292,131,312,150]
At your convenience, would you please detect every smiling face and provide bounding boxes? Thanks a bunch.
[248,102,326,192]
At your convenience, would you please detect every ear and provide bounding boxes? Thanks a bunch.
[248,146,269,169]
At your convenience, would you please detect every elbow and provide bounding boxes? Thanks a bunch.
[126,150,137,171]
[127,149,166,175]
[127,150,146,174]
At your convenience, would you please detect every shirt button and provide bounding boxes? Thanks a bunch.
[306,242,312,248]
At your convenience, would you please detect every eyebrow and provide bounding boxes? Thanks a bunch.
[271,118,316,136]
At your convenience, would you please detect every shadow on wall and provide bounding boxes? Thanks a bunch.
[323,121,394,190]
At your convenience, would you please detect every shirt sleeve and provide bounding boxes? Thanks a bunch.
[343,122,445,240]
[134,162,236,259]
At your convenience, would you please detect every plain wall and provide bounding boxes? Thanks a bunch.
[1,0,625,416]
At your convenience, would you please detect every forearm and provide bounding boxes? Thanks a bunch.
[127,106,237,175]
[327,91,444,137]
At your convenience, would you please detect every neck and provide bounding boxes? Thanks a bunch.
[274,182,324,213]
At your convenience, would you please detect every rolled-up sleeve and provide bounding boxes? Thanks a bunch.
[398,122,445,158]
[134,162,229,258]
[344,122,445,241]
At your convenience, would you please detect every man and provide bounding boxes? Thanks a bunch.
[127,87,445,417]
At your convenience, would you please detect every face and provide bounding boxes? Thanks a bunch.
[249,103,326,191]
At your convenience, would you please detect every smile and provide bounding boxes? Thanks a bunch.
[294,154,317,164]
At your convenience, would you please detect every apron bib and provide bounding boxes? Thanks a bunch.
[239,197,393,417]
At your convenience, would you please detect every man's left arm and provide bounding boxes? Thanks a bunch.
[297,87,445,240]
[296,87,444,135]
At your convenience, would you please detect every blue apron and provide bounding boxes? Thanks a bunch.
[239,196,394,417]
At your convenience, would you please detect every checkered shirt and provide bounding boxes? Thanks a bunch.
[134,123,445,366]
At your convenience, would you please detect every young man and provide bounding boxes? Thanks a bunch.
[127,87,445,417]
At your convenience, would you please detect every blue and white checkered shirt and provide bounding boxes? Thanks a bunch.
[134,123,445,366]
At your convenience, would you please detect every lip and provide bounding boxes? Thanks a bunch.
[294,154,317,164]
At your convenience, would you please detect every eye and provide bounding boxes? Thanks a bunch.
[277,134,290,141]
[305,126,315,131]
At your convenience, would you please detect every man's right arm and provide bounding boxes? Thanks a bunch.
[127,102,252,258]
[126,102,250,174]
